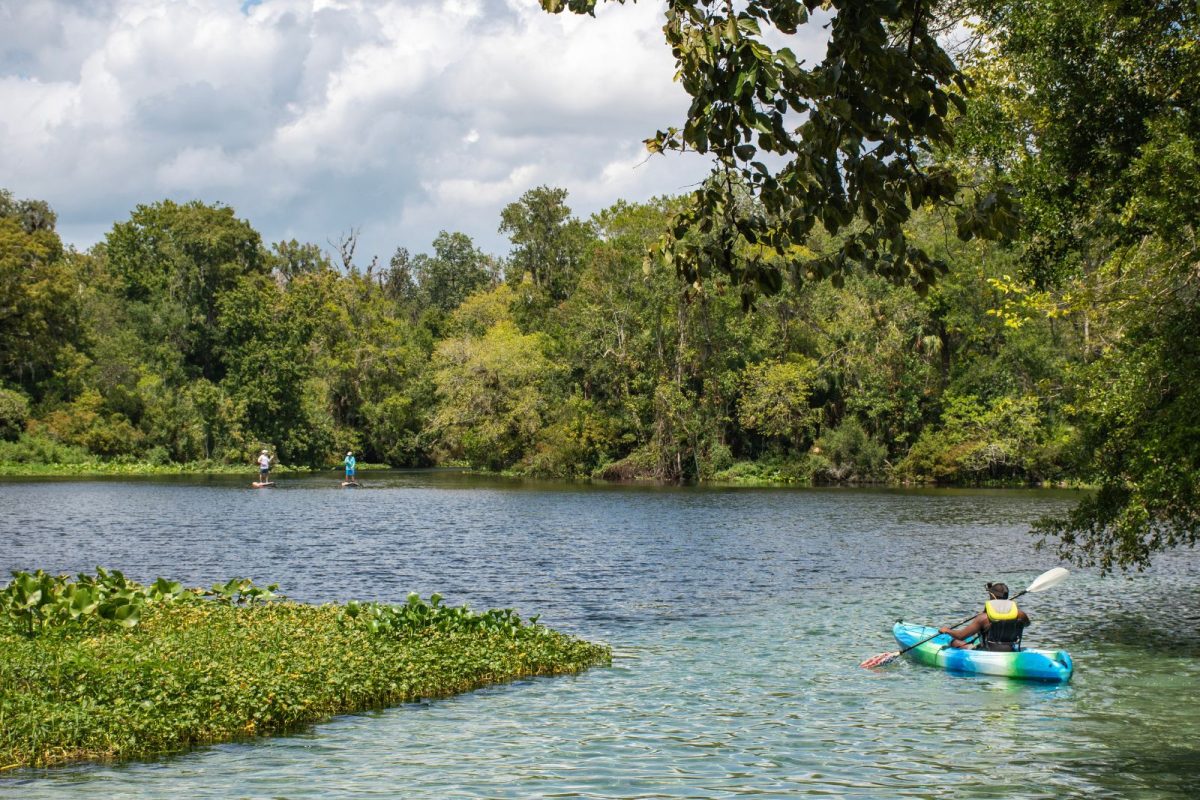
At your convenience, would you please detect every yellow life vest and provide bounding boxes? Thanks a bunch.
[985,599,1019,622]
[981,599,1024,651]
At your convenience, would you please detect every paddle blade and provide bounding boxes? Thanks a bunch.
[859,651,900,669]
[1026,567,1070,594]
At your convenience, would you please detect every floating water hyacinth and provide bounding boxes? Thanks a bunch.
[0,570,611,769]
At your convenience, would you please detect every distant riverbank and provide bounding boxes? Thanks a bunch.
[0,459,390,479]
[0,456,1081,489]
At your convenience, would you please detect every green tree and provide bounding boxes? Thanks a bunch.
[0,205,79,396]
[499,186,596,302]
[292,269,434,465]
[105,200,267,382]
[557,198,758,480]
[959,0,1200,570]
[541,1,1013,297]
[553,201,676,473]
[134,373,204,462]
[806,273,937,452]
[817,417,888,481]
[38,389,144,458]
[216,275,332,465]
[270,239,332,282]
[1038,289,1199,573]
[413,231,495,313]
[431,300,556,470]
[381,247,420,307]
[0,387,30,441]
[738,358,822,451]
[897,393,1064,484]
[0,189,57,234]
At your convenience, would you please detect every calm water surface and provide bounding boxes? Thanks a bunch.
[1,472,1197,798]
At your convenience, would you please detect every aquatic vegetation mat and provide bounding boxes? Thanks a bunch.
[0,570,611,769]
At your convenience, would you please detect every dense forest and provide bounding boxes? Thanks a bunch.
[0,186,1078,485]
[1,0,1196,571]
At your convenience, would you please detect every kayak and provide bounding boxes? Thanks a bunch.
[893,622,1073,683]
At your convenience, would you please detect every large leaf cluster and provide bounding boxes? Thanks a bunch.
[0,569,279,637]
[967,0,1200,285]
[543,0,1015,300]
[341,592,546,640]
[963,0,1200,570]
[1034,277,1200,573]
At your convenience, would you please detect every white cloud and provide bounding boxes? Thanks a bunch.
[0,0,829,262]
[156,146,245,190]
[425,163,541,208]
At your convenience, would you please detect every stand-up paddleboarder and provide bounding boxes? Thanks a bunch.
[255,449,275,487]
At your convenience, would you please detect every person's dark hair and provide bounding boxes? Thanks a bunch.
[986,582,1009,599]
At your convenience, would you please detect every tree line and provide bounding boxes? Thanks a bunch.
[1,0,1196,572]
[0,185,1091,487]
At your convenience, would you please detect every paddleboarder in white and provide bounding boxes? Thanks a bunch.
[256,449,274,484]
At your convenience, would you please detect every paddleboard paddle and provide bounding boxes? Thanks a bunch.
[858,567,1069,669]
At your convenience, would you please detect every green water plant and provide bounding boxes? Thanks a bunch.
[341,593,539,637]
[205,577,280,606]
[0,571,611,770]
[0,569,282,637]
[0,568,184,635]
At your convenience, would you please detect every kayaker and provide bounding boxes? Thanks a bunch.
[939,581,1030,651]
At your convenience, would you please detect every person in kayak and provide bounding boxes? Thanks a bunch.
[939,582,1030,651]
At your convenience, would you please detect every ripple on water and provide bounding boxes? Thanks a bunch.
[0,474,1197,798]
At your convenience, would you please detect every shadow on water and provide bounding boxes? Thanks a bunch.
[1086,614,1200,657]
[1068,584,1200,657]
[1088,748,1200,797]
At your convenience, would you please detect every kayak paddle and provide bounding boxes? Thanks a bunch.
[858,567,1070,669]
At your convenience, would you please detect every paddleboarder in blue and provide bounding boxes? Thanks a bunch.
[939,581,1031,651]
[343,451,357,483]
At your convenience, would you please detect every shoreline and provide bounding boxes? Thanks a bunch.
[0,462,391,478]
[0,461,1092,490]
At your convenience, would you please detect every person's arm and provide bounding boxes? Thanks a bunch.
[940,613,985,640]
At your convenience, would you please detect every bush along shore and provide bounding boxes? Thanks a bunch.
[0,436,393,478]
[0,570,611,770]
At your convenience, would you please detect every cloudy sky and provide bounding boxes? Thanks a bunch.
[1,0,827,263]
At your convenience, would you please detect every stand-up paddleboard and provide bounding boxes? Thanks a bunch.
[251,481,276,488]
[341,481,361,488]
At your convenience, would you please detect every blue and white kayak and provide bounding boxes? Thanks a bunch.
[893,622,1073,683]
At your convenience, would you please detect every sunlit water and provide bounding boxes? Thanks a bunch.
[1,472,1197,798]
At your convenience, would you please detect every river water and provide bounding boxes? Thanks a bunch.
[1,472,1197,798]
